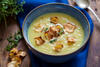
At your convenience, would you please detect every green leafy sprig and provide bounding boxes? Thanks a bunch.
[58,28,64,35]
[50,39,57,43]
[0,0,25,26]
[6,31,23,51]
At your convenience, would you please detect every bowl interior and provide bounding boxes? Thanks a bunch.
[23,3,90,53]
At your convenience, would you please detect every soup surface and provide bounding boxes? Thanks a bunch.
[28,13,84,55]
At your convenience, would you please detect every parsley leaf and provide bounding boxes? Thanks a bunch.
[0,0,25,26]
[6,31,23,51]
[58,28,64,35]
[50,39,57,43]
[44,28,48,32]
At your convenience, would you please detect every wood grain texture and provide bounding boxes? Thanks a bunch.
[69,0,100,67]
[0,17,30,67]
[87,0,100,67]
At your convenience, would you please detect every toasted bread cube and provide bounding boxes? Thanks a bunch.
[54,43,63,52]
[50,25,61,33]
[7,61,18,67]
[9,48,18,58]
[67,37,76,45]
[10,48,18,54]
[56,25,62,29]
[17,50,26,57]
[34,37,45,46]
[64,23,76,33]
[44,31,54,40]
[50,25,62,36]
[11,56,22,64]
[34,24,44,32]
[9,53,15,59]
[45,27,59,40]
[50,26,59,37]
[50,17,58,24]
[50,26,57,32]
[44,25,62,40]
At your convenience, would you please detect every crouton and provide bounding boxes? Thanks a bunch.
[17,50,26,57]
[50,25,61,33]
[44,31,54,40]
[64,23,76,33]
[54,43,63,52]
[50,17,58,24]
[34,24,44,32]
[44,25,64,40]
[11,56,22,64]
[10,48,18,54]
[7,61,19,67]
[34,37,45,46]
[49,26,59,37]
[45,26,59,40]
[67,37,76,45]
[9,48,18,58]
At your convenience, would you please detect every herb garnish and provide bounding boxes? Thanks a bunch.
[50,39,57,43]
[0,0,25,27]
[58,28,64,35]
[6,31,23,51]
[44,28,48,32]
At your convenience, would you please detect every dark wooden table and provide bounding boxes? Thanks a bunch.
[69,0,100,67]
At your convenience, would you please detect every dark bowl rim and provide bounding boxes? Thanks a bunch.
[22,3,90,56]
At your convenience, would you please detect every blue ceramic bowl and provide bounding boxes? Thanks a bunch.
[22,3,90,63]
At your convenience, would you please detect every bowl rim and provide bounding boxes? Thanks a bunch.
[22,3,90,56]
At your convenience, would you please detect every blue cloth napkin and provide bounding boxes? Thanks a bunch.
[17,0,94,67]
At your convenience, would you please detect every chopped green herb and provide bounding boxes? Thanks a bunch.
[50,39,57,43]
[7,36,13,42]
[15,32,23,40]
[44,28,48,32]
[12,40,19,45]
[0,0,25,27]
[58,28,64,35]
[6,31,23,51]
[6,43,15,51]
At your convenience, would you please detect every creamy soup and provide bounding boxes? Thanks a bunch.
[28,13,84,55]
